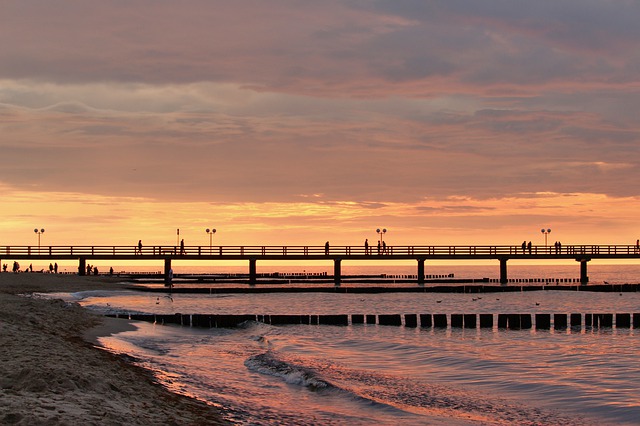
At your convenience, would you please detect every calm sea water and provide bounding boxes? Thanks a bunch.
[58,264,640,425]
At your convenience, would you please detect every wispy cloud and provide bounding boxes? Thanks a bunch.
[1,1,639,244]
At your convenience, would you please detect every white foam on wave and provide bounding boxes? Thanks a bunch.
[245,352,331,391]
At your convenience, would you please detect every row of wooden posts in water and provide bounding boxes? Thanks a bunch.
[111,312,640,330]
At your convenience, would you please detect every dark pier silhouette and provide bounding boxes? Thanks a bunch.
[2,244,639,286]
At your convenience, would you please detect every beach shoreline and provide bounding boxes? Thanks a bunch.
[0,272,227,425]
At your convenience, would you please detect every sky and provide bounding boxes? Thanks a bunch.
[1,1,640,249]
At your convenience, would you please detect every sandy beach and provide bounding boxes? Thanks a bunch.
[0,272,226,425]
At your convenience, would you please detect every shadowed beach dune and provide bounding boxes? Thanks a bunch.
[0,273,227,425]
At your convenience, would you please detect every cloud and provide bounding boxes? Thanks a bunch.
[1,1,639,247]
[2,0,639,96]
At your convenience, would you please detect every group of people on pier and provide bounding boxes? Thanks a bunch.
[324,240,389,255]
[363,238,388,255]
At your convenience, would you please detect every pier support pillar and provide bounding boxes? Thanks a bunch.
[577,258,590,285]
[334,258,342,286]
[249,258,257,285]
[499,257,508,285]
[164,258,172,286]
[417,258,425,285]
[78,258,86,276]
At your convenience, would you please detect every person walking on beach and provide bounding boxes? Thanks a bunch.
[364,239,369,255]
[325,241,330,255]
[49,263,54,273]
[54,262,58,274]
[137,240,143,254]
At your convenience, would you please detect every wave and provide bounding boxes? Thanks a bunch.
[243,351,423,425]
[245,352,332,391]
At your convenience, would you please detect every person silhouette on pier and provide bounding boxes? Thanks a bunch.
[527,241,532,254]
[377,240,381,255]
[364,239,369,255]
[137,240,143,254]
[522,241,526,254]
[325,241,330,255]
[383,241,387,255]
[180,239,185,255]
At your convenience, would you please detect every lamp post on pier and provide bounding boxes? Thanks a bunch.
[34,228,45,253]
[205,228,216,253]
[541,228,551,246]
[376,228,387,254]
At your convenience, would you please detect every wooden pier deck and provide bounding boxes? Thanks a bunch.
[2,244,639,285]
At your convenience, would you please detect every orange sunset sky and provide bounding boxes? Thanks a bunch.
[1,1,640,249]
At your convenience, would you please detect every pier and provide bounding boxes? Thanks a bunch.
[2,244,639,285]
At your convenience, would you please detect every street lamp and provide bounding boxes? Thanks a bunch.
[376,228,387,253]
[34,228,45,251]
[541,228,551,246]
[205,228,216,253]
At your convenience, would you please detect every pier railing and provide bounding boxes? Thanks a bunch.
[1,244,639,258]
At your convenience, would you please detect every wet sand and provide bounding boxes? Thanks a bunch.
[0,273,226,425]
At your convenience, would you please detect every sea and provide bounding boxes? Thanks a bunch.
[51,263,640,425]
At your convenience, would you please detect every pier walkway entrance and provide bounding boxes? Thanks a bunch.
[3,244,639,285]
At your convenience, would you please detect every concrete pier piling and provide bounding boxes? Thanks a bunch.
[508,314,521,329]
[479,314,493,328]
[497,314,508,328]
[318,314,348,326]
[433,314,447,328]
[598,313,614,328]
[520,314,532,329]
[554,314,568,330]
[420,314,432,328]
[535,314,551,330]
[570,313,581,328]
[378,314,402,326]
[616,313,631,328]
[464,314,477,328]
[451,314,464,328]
[351,314,365,324]
[404,314,418,328]
[269,314,308,325]
[633,313,640,328]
